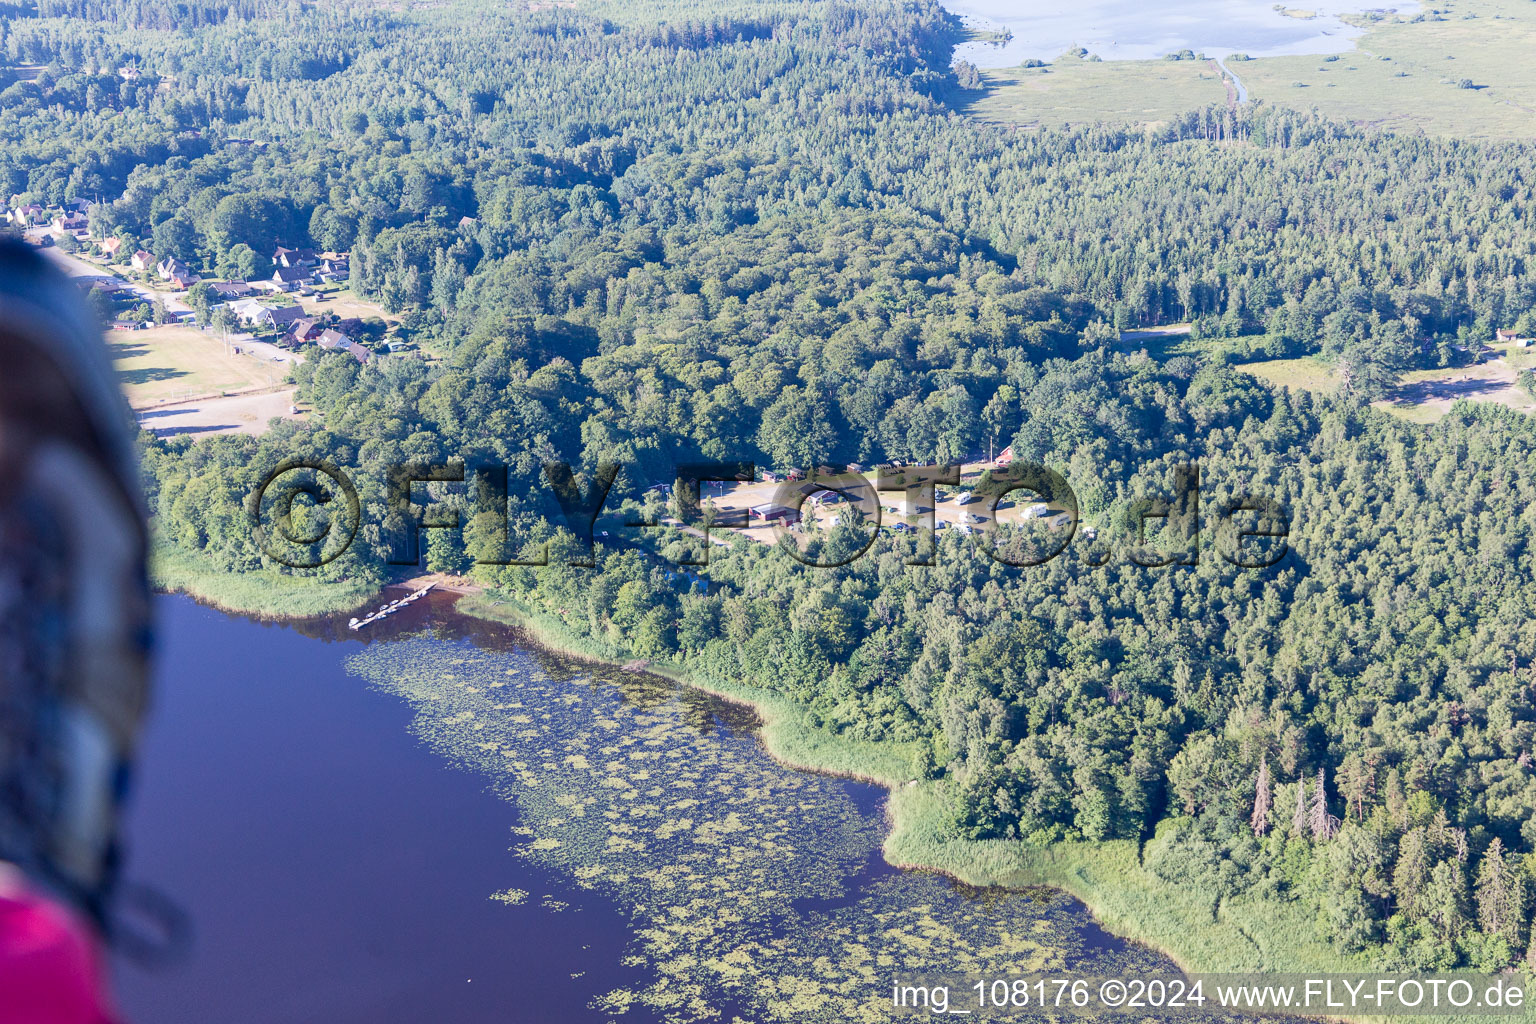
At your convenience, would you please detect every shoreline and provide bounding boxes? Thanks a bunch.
[938,0,1408,69]
[154,566,1520,1023]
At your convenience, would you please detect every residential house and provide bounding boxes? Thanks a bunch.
[229,299,304,331]
[157,258,198,289]
[316,328,350,350]
[345,341,372,363]
[272,265,311,291]
[53,212,88,234]
[131,250,155,273]
[315,257,349,283]
[273,246,319,269]
[1497,329,1520,343]
[228,298,268,324]
[287,318,327,344]
[11,204,46,226]
[75,275,126,296]
[97,237,123,258]
[263,304,306,332]
[994,444,1015,467]
[207,281,253,302]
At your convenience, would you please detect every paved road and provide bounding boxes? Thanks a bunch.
[35,242,193,316]
[201,325,303,366]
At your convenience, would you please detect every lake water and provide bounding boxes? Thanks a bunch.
[945,0,1421,68]
[113,593,1190,1023]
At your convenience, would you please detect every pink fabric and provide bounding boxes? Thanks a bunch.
[0,886,117,1024]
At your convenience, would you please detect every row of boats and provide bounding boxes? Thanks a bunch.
[347,581,436,630]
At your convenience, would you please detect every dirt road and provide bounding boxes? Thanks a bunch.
[136,388,300,437]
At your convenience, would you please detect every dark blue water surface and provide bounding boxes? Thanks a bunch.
[113,593,647,1024]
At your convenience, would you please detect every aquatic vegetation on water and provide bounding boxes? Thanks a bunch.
[348,637,1173,1022]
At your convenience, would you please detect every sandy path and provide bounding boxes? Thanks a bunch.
[136,388,300,437]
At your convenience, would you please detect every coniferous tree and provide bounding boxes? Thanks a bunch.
[1475,839,1527,946]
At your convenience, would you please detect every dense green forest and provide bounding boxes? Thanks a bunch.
[8,0,1536,973]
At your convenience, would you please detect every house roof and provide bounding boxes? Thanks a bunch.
[273,266,310,283]
[266,305,305,326]
[209,281,252,297]
[346,342,372,362]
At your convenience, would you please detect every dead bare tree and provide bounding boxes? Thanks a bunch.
[1309,767,1340,842]
[1250,756,1272,837]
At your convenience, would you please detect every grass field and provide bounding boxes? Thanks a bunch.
[295,288,392,323]
[1240,350,1536,423]
[965,57,1227,129]
[151,542,380,618]
[110,325,277,406]
[1240,356,1339,394]
[965,0,1536,140]
[1236,0,1536,138]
